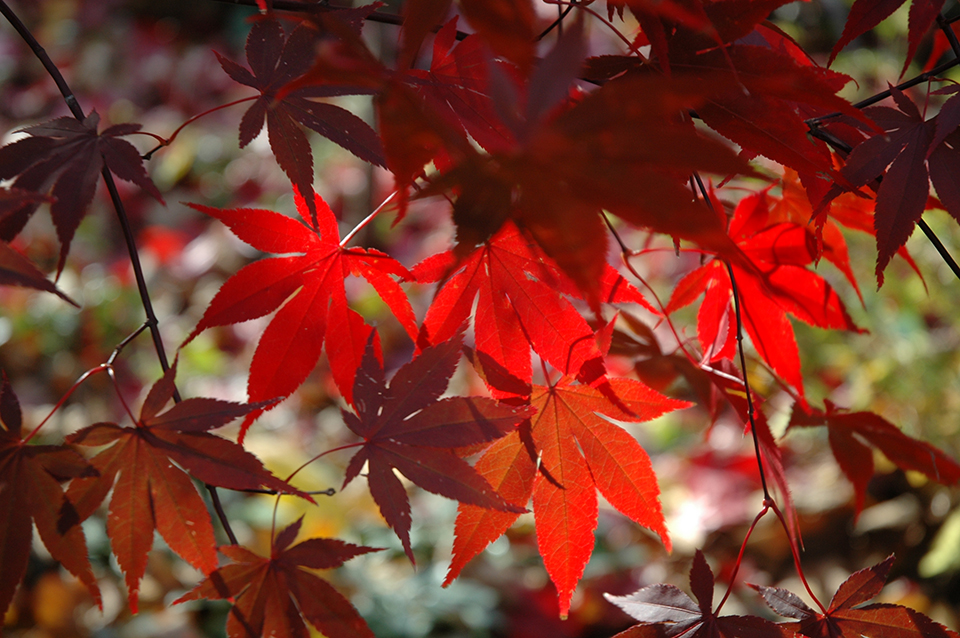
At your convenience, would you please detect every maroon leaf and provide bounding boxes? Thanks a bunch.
[219,18,385,223]
[0,112,163,272]
[757,555,960,638]
[606,550,794,638]
[341,332,532,562]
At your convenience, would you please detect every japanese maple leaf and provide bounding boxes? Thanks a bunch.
[176,516,382,638]
[0,112,163,272]
[404,17,515,153]
[821,85,960,283]
[66,361,305,611]
[445,374,688,617]
[413,221,654,390]
[217,17,384,223]
[185,190,416,422]
[666,189,863,405]
[341,333,532,562]
[830,0,945,74]
[789,401,960,518]
[606,550,794,638]
[0,373,99,616]
[755,555,960,638]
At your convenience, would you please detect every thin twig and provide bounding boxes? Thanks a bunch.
[0,0,243,543]
[690,172,771,501]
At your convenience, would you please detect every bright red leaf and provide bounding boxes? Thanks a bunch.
[0,112,164,272]
[789,401,960,518]
[667,189,863,404]
[176,516,382,638]
[66,361,305,611]
[185,189,416,423]
[606,550,794,638]
[0,374,99,616]
[342,332,532,562]
[445,373,688,617]
[413,222,651,389]
[755,555,960,638]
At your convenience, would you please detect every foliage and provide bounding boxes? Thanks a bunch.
[1,0,960,636]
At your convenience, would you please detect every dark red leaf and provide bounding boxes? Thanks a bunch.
[0,112,163,272]
[341,333,532,562]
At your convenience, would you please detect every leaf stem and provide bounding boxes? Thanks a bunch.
[142,96,259,160]
[601,212,702,367]
[714,502,770,614]
[770,499,828,615]
[542,0,647,59]
[689,173,771,501]
[340,190,397,247]
[22,364,111,444]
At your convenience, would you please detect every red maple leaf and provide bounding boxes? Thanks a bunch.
[176,516,382,638]
[404,17,515,153]
[789,401,960,518]
[754,555,960,638]
[341,332,532,561]
[666,188,863,404]
[0,112,164,272]
[413,221,653,389]
[217,16,385,222]
[606,550,794,637]
[0,373,100,616]
[445,373,688,617]
[66,361,305,611]
[820,85,960,283]
[185,189,417,422]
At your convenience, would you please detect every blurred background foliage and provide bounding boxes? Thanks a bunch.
[1,0,959,636]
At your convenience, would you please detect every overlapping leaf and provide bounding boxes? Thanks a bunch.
[789,401,960,517]
[0,112,163,272]
[0,374,99,616]
[755,555,960,638]
[413,222,651,389]
[66,361,304,611]
[176,517,381,638]
[667,190,862,404]
[404,17,515,153]
[217,17,384,222]
[445,372,688,617]
[341,333,532,562]
[185,190,416,422]
[606,550,794,638]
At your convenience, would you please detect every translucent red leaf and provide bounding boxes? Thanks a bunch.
[185,191,415,416]
[448,375,687,617]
